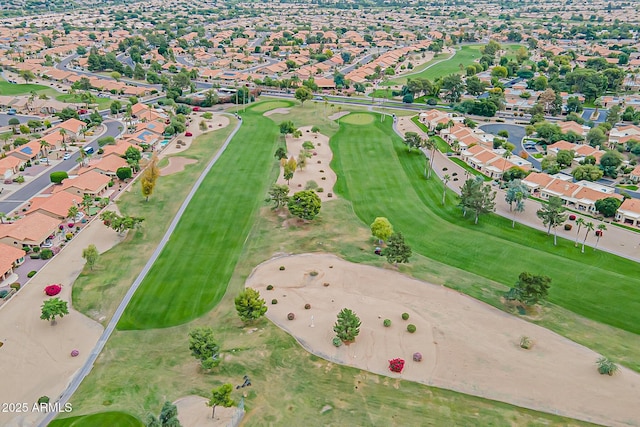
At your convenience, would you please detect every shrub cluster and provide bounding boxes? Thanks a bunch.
[389,358,405,373]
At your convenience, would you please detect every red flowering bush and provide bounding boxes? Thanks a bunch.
[44,284,62,296]
[389,358,405,373]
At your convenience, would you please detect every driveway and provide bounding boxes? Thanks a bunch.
[0,113,40,126]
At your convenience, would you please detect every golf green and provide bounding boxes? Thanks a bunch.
[116,103,283,330]
[48,411,143,427]
[340,113,374,125]
[330,113,640,334]
[250,101,291,113]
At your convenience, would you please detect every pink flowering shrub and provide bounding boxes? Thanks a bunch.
[389,358,405,373]
[44,284,62,296]
[413,352,422,362]
[70,350,79,357]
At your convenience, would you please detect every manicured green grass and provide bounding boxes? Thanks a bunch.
[340,112,374,125]
[49,411,143,427]
[56,93,111,110]
[0,78,53,96]
[368,88,395,99]
[331,113,640,335]
[617,184,639,191]
[116,103,288,330]
[249,100,291,113]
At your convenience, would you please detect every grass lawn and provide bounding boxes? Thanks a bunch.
[331,114,640,336]
[56,93,112,110]
[450,157,492,181]
[49,411,143,427]
[385,45,482,86]
[0,78,56,96]
[57,103,638,426]
[116,103,288,330]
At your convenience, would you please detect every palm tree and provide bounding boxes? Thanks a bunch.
[594,224,607,250]
[67,205,78,220]
[512,192,525,228]
[59,129,67,151]
[501,149,512,178]
[39,140,50,157]
[451,140,460,153]
[581,221,595,253]
[0,212,7,224]
[77,149,87,167]
[442,174,450,205]
[424,137,437,179]
[574,217,585,247]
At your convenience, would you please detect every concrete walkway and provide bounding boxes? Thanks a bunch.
[396,116,640,263]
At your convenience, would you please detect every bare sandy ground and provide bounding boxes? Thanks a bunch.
[160,157,197,176]
[174,395,236,427]
[276,126,336,202]
[263,107,291,117]
[246,253,640,427]
[161,113,230,157]
[328,111,350,121]
[1,207,124,426]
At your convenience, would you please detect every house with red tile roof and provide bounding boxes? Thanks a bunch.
[0,212,61,249]
[52,118,86,138]
[0,243,26,281]
[80,155,128,178]
[0,156,23,180]
[53,171,111,197]
[616,198,640,226]
[25,191,79,220]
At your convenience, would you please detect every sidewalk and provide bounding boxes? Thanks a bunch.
[395,116,640,263]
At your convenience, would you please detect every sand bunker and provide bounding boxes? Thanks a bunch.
[160,157,197,176]
[1,211,124,426]
[276,126,336,202]
[263,107,291,117]
[174,395,236,427]
[246,253,640,427]
[328,111,350,121]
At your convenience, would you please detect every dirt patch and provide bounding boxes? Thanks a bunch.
[328,111,350,121]
[174,395,237,427]
[263,107,291,117]
[246,253,640,427]
[161,113,230,157]
[276,126,336,202]
[160,157,197,176]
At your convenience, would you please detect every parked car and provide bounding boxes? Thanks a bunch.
[78,109,88,114]
[85,131,94,136]
[83,146,95,155]
[192,106,201,112]
[7,108,16,115]
[63,153,71,160]
[185,131,193,137]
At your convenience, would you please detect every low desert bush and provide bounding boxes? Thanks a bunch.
[413,352,422,362]
[383,319,391,327]
[27,271,37,278]
[309,270,318,277]
[266,285,274,290]
[279,265,285,271]
[287,312,295,320]
[304,303,311,309]
[407,324,417,333]
[389,358,405,373]
[44,284,62,296]
[10,283,20,291]
[271,299,278,305]
[0,290,8,299]
[564,224,572,231]
[401,312,410,320]
[332,337,342,347]
[40,249,53,260]
[520,336,532,349]
[596,357,618,376]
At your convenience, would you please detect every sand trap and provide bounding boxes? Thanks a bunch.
[276,126,336,202]
[328,111,350,121]
[263,107,291,117]
[1,208,124,426]
[160,157,197,176]
[246,254,640,427]
[161,113,230,157]
[174,395,237,427]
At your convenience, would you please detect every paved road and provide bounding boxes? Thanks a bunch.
[37,115,242,427]
[261,90,427,112]
[0,113,40,126]
[0,120,122,214]
[478,123,540,169]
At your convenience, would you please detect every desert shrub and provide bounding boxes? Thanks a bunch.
[266,284,274,290]
[520,336,532,349]
[279,265,285,271]
[44,284,62,296]
[309,270,318,277]
[407,324,417,333]
[65,233,73,240]
[564,224,572,230]
[70,349,79,357]
[327,193,333,198]
[27,271,36,278]
[32,246,40,253]
[10,283,20,291]
[304,303,311,309]
[202,112,213,119]
[37,396,50,404]
[323,282,330,287]
[287,312,295,320]
[321,176,326,180]
[0,290,8,298]
[0,341,3,347]
[332,337,342,347]
[383,319,391,327]
[305,180,319,190]
[596,357,618,376]
[569,214,576,220]
[50,171,68,184]
[271,299,278,305]
[389,358,405,373]
[401,312,410,320]
[40,249,53,260]
[302,141,314,150]
[30,253,41,259]
[317,187,324,192]
[413,352,422,362]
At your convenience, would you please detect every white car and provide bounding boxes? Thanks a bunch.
[63,153,71,160]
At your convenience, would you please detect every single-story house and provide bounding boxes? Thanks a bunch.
[0,242,26,281]
[0,212,61,249]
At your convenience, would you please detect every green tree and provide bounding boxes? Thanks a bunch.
[188,327,220,370]
[441,173,450,205]
[8,118,20,134]
[266,184,290,210]
[403,131,422,152]
[572,164,603,181]
[294,86,313,106]
[234,288,267,323]
[556,149,574,167]
[370,217,393,243]
[594,197,621,218]
[116,167,133,180]
[40,297,69,325]
[382,232,412,265]
[599,150,623,178]
[536,196,568,245]
[574,217,585,247]
[459,177,496,224]
[207,384,236,419]
[581,221,595,253]
[110,100,122,116]
[333,308,361,343]
[441,74,464,103]
[586,127,606,147]
[50,171,68,184]
[145,401,181,427]
[19,70,35,83]
[67,205,78,220]
[465,76,486,96]
[274,147,287,160]
[279,120,296,140]
[124,146,142,172]
[505,272,551,306]
[504,179,529,211]
[287,190,321,220]
[594,223,607,250]
[82,244,99,271]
